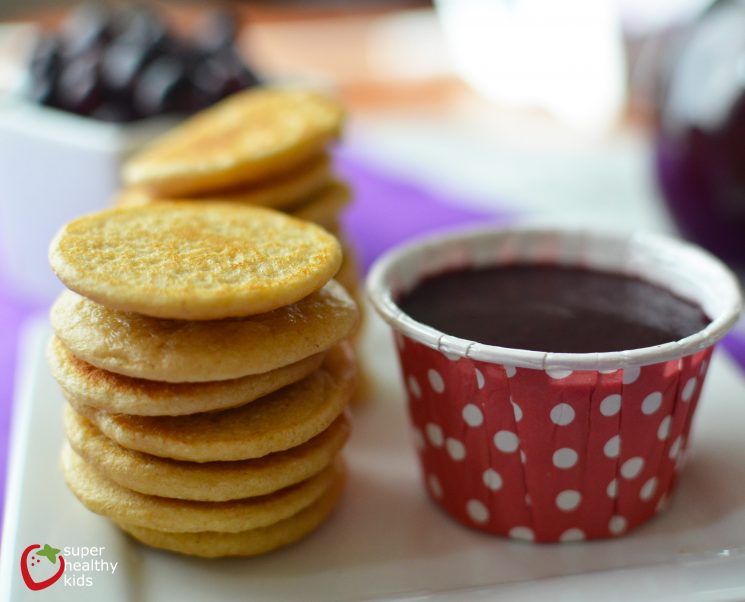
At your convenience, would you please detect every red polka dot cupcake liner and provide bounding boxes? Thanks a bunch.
[368,225,742,543]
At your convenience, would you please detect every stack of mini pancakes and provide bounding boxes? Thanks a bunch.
[116,87,361,303]
[47,202,359,558]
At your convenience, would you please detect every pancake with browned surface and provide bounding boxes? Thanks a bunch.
[116,472,345,557]
[49,202,342,320]
[70,344,356,462]
[116,154,332,211]
[65,404,349,501]
[50,281,357,382]
[335,241,360,295]
[48,336,325,416]
[61,444,340,533]
[291,181,350,232]
[122,88,344,197]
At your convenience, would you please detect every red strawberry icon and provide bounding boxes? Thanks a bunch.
[20,544,65,591]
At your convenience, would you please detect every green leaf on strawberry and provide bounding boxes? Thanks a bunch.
[36,544,61,564]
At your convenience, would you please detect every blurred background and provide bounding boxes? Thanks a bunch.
[2,0,744,286]
[2,0,745,536]
[2,0,745,307]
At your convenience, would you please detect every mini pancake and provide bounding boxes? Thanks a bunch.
[49,202,342,320]
[291,181,350,232]
[64,404,350,501]
[70,344,357,462]
[61,444,340,533]
[116,472,344,557]
[122,88,344,197]
[192,154,331,209]
[112,187,153,208]
[48,336,325,416]
[50,281,357,382]
[115,154,332,211]
[335,241,360,296]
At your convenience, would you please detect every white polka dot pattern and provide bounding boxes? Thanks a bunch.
[603,435,620,458]
[682,377,697,402]
[509,526,535,541]
[622,366,641,384]
[462,404,483,427]
[546,367,573,380]
[621,457,645,480]
[425,423,443,448]
[599,394,621,417]
[556,490,582,511]
[559,528,585,542]
[475,368,485,390]
[427,369,445,393]
[641,392,662,415]
[482,469,503,491]
[466,499,489,523]
[550,403,575,426]
[446,438,466,461]
[640,477,658,501]
[669,436,683,460]
[394,336,713,542]
[511,400,523,423]
[407,375,421,399]
[494,431,519,453]
[553,448,578,469]
[657,416,672,441]
[609,515,627,535]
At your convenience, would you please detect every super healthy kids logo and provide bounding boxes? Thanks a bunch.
[20,544,118,590]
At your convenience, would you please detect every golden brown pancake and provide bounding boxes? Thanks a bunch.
[50,282,357,382]
[116,471,345,557]
[115,154,332,211]
[61,444,340,533]
[64,404,350,501]
[122,88,344,197]
[291,181,350,231]
[49,202,342,320]
[70,344,357,462]
[48,336,325,416]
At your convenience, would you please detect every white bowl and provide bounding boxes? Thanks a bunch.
[0,99,175,303]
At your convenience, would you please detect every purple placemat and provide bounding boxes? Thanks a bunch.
[1,150,744,536]
[0,289,46,534]
[337,151,504,271]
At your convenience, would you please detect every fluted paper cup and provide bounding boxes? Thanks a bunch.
[367,225,742,542]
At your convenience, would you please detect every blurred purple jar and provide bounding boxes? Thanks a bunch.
[655,0,745,270]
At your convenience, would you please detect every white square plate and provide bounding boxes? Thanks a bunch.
[3,314,745,601]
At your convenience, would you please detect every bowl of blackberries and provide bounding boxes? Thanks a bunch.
[26,2,260,123]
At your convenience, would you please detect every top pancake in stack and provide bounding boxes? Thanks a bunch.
[118,88,350,228]
[122,88,344,198]
[50,201,343,320]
